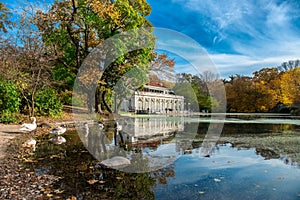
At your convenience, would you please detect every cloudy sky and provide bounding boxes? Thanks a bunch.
[3,0,300,78]
[147,0,300,77]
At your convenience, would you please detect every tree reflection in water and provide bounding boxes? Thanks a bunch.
[28,129,178,199]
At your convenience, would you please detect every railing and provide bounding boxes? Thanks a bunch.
[135,91,184,99]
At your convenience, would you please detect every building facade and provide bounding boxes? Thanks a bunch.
[127,85,185,114]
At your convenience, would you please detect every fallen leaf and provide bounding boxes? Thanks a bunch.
[67,196,77,200]
[54,189,64,194]
[87,179,98,184]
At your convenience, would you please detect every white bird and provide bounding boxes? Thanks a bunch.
[98,122,104,130]
[49,125,66,135]
[20,117,37,132]
[22,138,37,151]
[49,136,66,145]
[82,122,89,137]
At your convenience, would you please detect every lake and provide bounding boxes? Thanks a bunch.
[30,115,300,199]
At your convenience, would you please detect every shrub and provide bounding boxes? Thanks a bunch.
[35,88,62,117]
[60,90,73,105]
[0,81,21,123]
[1,110,17,123]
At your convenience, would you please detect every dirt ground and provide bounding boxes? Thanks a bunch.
[0,124,23,160]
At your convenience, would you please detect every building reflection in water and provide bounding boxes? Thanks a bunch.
[79,116,195,172]
[120,117,184,143]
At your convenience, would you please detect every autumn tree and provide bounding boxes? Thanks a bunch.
[0,3,16,80]
[16,5,60,117]
[225,75,258,112]
[0,2,63,118]
[0,2,13,34]
[36,0,155,113]
[150,54,175,82]
[252,67,281,111]
[279,68,300,107]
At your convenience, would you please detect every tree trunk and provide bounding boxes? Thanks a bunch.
[31,95,35,117]
[30,65,42,117]
[102,90,112,113]
[116,99,124,113]
[87,91,94,113]
[95,87,103,114]
[114,94,118,114]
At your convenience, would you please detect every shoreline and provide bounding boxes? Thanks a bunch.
[0,124,23,160]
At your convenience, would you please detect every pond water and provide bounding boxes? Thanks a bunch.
[155,144,300,200]
[29,115,300,199]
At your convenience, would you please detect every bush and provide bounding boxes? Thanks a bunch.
[35,88,63,117]
[1,110,17,123]
[60,90,73,105]
[0,81,21,123]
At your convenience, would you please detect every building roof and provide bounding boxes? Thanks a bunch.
[144,84,169,91]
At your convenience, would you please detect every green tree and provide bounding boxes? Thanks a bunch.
[36,0,155,113]
[173,73,219,112]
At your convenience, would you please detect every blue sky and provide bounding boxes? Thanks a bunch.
[147,0,300,77]
[3,0,300,78]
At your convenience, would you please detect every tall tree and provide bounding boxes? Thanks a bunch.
[173,73,214,112]
[279,68,300,106]
[252,68,281,111]
[36,0,155,113]
[150,53,175,82]
[15,5,57,116]
[225,75,258,112]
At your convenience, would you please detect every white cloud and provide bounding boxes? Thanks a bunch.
[169,0,300,77]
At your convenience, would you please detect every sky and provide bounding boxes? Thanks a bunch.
[147,0,300,78]
[2,0,300,78]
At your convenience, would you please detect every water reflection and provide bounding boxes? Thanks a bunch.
[27,117,300,199]
[155,143,300,200]
[77,117,300,172]
[121,117,184,142]
[76,117,193,172]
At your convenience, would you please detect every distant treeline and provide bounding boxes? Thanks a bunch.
[172,60,300,114]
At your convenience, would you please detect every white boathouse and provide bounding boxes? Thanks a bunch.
[126,85,184,114]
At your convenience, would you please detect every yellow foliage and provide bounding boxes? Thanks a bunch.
[279,68,300,105]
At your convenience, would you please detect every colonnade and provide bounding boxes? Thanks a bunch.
[132,91,184,114]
